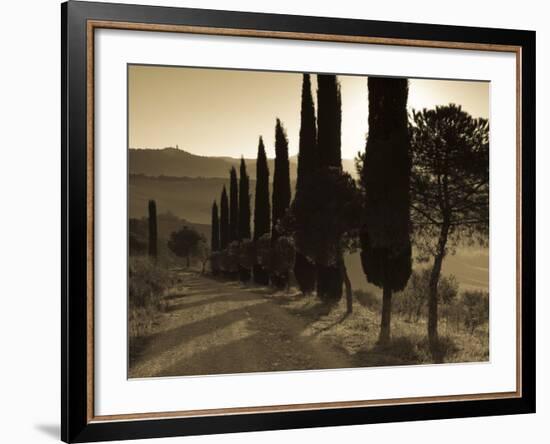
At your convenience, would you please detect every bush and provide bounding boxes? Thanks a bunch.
[128,257,170,309]
[354,289,381,312]
[226,242,240,274]
[167,226,205,268]
[256,234,272,271]
[396,269,458,321]
[462,290,489,333]
[239,239,255,271]
[417,335,459,363]
[210,251,221,275]
[272,236,296,275]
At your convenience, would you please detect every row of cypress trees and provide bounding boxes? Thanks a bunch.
[208,73,349,300]
[159,73,487,356]
[210,122,292,287]
[291,73,347,303]
[209,73,412,345]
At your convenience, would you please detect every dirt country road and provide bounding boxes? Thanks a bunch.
[129,271,353,378]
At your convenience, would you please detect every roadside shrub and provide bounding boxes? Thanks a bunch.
[462,290,489,333]
[210,251,221,275]
[239,239,255,272]
[271,236,296,280]
[396,269,458,321]
[226,242,240,276]
[408,334,459,363]
[256,233,272,272]
[128,257,170,309]
[354,289,381,312]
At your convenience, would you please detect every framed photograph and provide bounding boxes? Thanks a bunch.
[62,1,535,442]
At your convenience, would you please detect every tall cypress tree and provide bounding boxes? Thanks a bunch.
[360,77,412,344]
[253,137,271,285]
[211,200,220,252]
[148,199,158,261]
[220,186,229,250]
[271,119,291,288]
[272,119,291,239]
[317,75,342,169]
[238,157,251,281]
[315,74,343,301]
[229,167,239,243]
[293,73,317,294]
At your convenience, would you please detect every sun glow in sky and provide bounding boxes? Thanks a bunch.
[129,65,489,160]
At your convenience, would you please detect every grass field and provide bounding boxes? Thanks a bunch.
[272,289,489,367]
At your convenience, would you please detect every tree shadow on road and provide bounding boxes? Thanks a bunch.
[129,300,269,372]
[164,292,260,313]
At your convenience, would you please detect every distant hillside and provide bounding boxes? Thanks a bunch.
[130,212,210,243]
[129,175,234,224]
[129,148,357,179]
[129,147,297,179]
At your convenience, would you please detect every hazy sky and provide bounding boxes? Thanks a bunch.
[129,65,489,160]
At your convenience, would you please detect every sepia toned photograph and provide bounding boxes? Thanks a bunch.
[127,65,489,379]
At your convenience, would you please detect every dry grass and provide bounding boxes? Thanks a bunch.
[128,257,172,342]
[272,290,489,367]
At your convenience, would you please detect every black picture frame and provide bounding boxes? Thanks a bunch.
[61,1,536,442]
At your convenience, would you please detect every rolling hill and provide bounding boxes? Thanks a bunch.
[129,147,357,179]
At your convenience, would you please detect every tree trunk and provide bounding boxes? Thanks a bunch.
[379,283,392,344]
[338,256,353,314]
[286,269,291,294]
[428,223,450,360]
[294,252,316,295]
[253,265,269,285]
[239,267,251,282]
[415,302,423,323]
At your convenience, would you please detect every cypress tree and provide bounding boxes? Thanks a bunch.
[271,119,291,288]
[148,199,158,261]
[317,75,342,169]
[211,200,220,252]
[253,137,271,285]
[293,73,317,294]
[220,186,229,250]
[272,119,291,240]
[315,74,343,301]
[360,77,412,345]
[238,157,251,281]
[229,167,239,243]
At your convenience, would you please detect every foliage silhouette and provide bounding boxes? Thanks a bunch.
[211,200,220,252]
[315,74,344,301]
[229,166,239,244]
[210,200,220,275]
[293,167,361,309]
[148,200,158,261]
[271,119,292,288]
[239,158,252,281]
[220,186,229,250]
[253,137,271,285]
[167,226,205,268]
[293,73,318,294]
[410,104,489,357]
[360,77,412,344]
